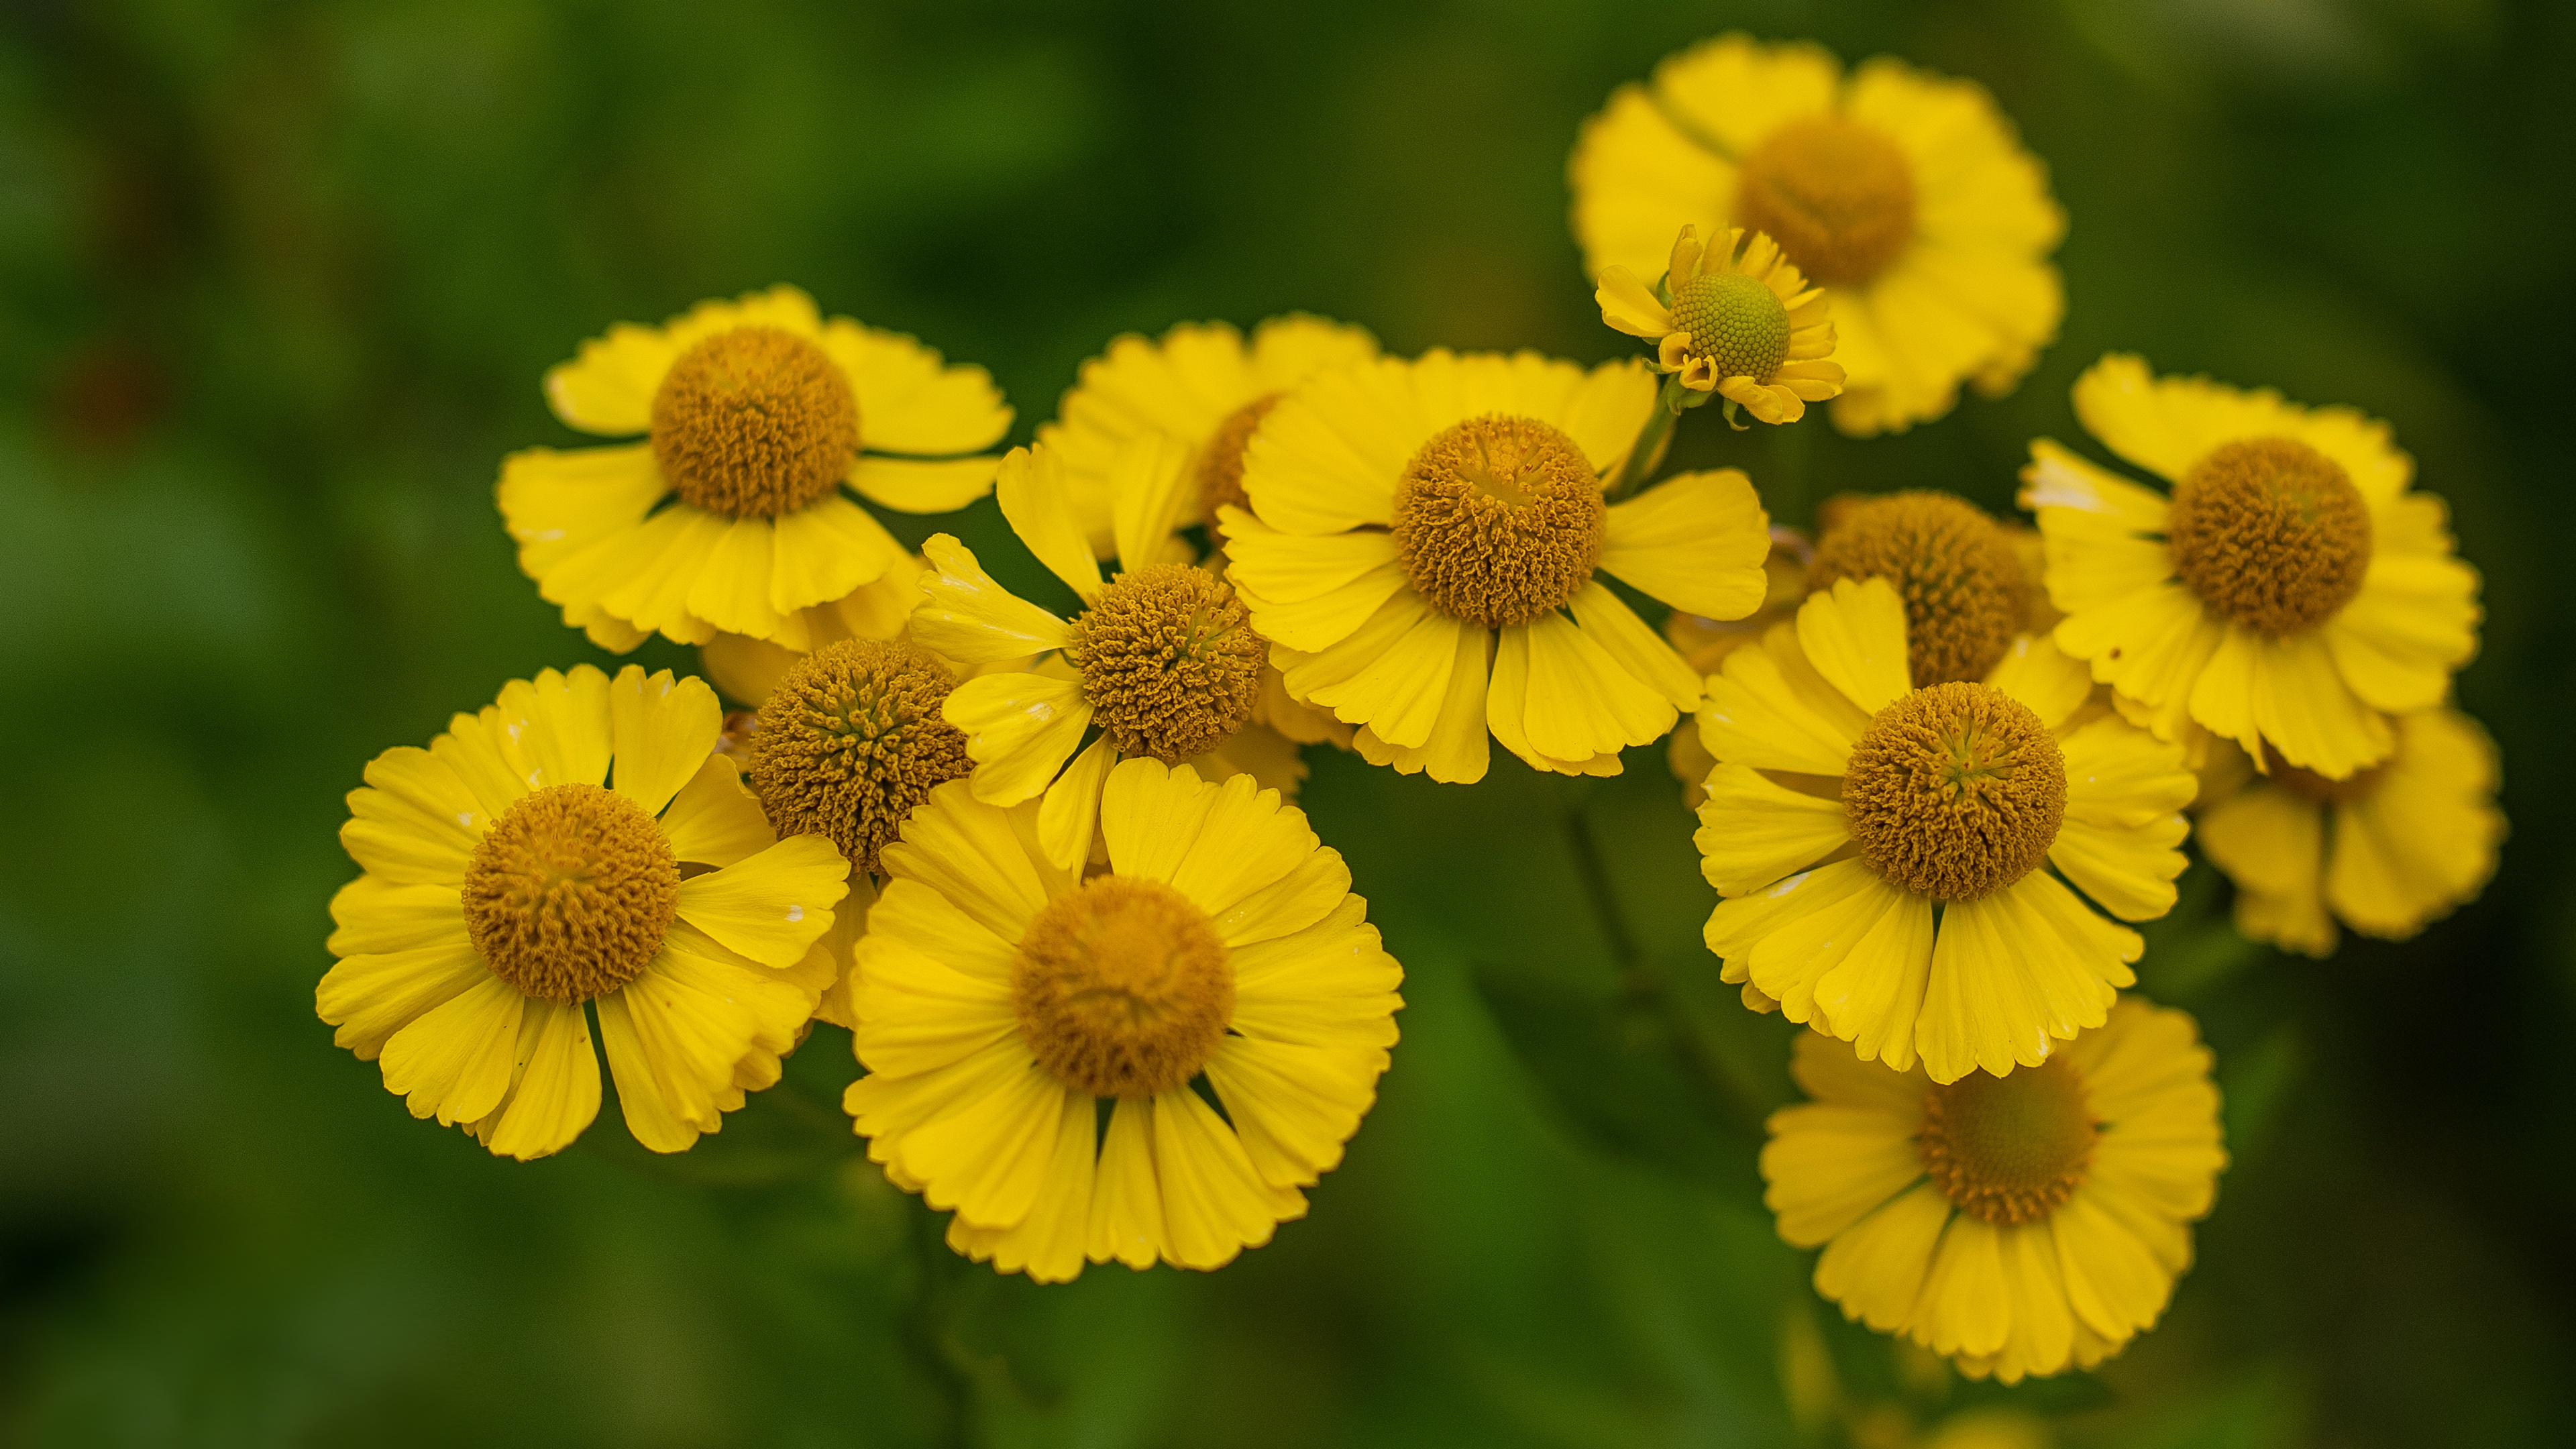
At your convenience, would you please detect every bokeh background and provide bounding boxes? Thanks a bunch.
[3,0,2571,1444]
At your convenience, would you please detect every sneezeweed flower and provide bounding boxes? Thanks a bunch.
[2021,354,2483,779]
[1697,578,2194,1083]
[910,440,1287,868]
[2194,711,2504,956]
[1764,1001,2225,1383]
[501,285,1011,651]
[1570,34,2064,435]
[1595,225,1843,427]
[846,759,1402,1280]
[1224,350,1770,782]
[321,665,849,1159]
[1806,490,2037,689]
[1038,315,1381,555]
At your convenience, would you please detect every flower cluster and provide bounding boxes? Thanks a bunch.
[318,28,2495,1386]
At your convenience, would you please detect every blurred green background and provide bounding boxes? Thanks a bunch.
[3,0,2570,1444]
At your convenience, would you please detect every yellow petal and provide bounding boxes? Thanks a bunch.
[474,1000,603,1161]
[943,670,1093,806]
[1346,622,1492,784]
[608,666,724,816]
[818,317,1011,456]
[1036,735,1117,870]
[850,455,1002,515]
[657,755,777,867]
[1167,773,1319,920]
[493,665,613,791]
[1599,468,1770,620]
[378,973,525,1126]
[1982,634,2091,733]
[1099,757,1219,882]
[1110,433,1197,574]
[942,1086,1097,1282]
[896,1051,1069,1231]
[1761,1099,1923,1246]
[543,327,677,435]
[1151,1086,1302,1270]
[1693,763,1850,896]
[1570,582,1702,712]
[1595,265,1675,337]
[1087,1097,1169,1269]
[1516,612,1674,763]
[911,534,1074,663]
[498,444,668,574]
[341,747,483,885]
[1698,632,1866,775]
[768,494,908,618]
[317,932,486,1060]
[673,833,850,967]
[1797,577,1911,714]
[877,780,1055,942]
[1813,1181,1952,1333]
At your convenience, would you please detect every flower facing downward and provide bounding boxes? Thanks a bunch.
[1223,350,1771,783]
[1596,226,1843,424]
[1763,1000,2226,1382]
[1695,578,2194,1083]
[846,759,1403,1281]
[2194,710,2505,956]
[321,665,849,1159]
[501,286,1011,652]
[2021,355,2482,779]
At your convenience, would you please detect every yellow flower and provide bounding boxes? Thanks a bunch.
[910,441,1289,868]
[1763,1000,2226,1382]
[846,758,1402,1280]
[1666,532,1807,804]
[500,285,1011,652]
[1223,350,1770,783]
[2021,354,2483,780]
[2194,710,2504,955]
[1570,34,2065,435]
[320,665,850,1159]
[1696,578,2193,1083]
[698,557,938,709]
[1595,225,1843,423]
[1037,315,1380,555]
[1806,490,2039,690]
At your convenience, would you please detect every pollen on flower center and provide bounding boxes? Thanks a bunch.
[650,325,861,519]
[1919,1055,2100,1224]
[462,783,678,1004]
[1666,270,1790,381]
[2167,437,2372,637]
[1012,875,1234,1098]
[1809,492,2032,687]
[1068,564,1266,763]
[1198,392,1283,519]
[1390,414,1605,629]
[1843,682,2067,901]
[1733,115,1917,286]
[746,638,972,876]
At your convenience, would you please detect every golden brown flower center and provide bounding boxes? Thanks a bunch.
[462,784,678,1004]
[1809,491,2032,688]
[1390,415,1605,628]
[2167,437,2372,637]
[2261,743,2386,805]
[1733,115,1917,286]
[746,638,971,876]
[1067,564,1265,763]
[1198,392,1282,520]
[650,325,861,519]
[1843,682,2066,901]
[1666,270,1790,380]
[1919,1055,2099,1224]
[1012,875,1234,1098]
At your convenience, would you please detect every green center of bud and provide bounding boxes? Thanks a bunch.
[1666,271,1790,382]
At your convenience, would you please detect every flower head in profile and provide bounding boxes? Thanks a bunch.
[847,759,1402,1281]
[1696,578,2194,1083]
[501,285,1010,651]
[2021,354,2483,780]
[1571,34,2064,434]
[1223,350,1771,783]
[1764,1000,2226,1382]
[2194,710,2504,955]
[1597,225,1843,425]
[321,665,849,1159]
[909,440,1291,869]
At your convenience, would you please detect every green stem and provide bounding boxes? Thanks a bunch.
[1557,782,1642,973]
[1603,378,1693,501]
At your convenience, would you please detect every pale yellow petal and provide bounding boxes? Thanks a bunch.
[910,534,1073,663]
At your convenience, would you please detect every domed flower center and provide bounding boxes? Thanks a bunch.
[1666,270,1790,381]
[462,783,679,1004]
[2261,743,2386,806]
[1809,491,2032,687]
[2166,437,2371,637]
[1843,682,2066,901]
[1067,564,1265,763]
[1389,415,1605,629]
[1012,875,1234,1098]
[1733,115,1917,287]
[649,325,861,519]
[1919,1055,2099,1224]
[746,637,972,876]
[1197,392,1282,519]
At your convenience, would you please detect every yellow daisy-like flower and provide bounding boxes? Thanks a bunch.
[2021,354,2483,780]
[321,664,850,1159]
[2194,710,2504,956]
[1223,350,1770,783]
[1036,315,1381,556]
[1806,490,2039,690]
[847,758,1401,1280]
[910,440,1289,868]
[1697,577,2194,1083]
[1570,33,2064,435]
[1595,225,1844,424]
[1764,1000,2225,1383]
[500,284,1011,652]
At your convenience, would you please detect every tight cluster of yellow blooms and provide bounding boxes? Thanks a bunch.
[318,33,2496,1387]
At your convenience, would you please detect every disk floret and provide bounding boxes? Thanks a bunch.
[1012,875,1234,1098]
[1389,415,1606,628]
[650,325,862,518]
[461,783,680,1004]
[1067,565,1266,763]
[747,638,972,875]
[1919,1056,2100,1224]
[1842,682,2067,900]
[2166,437,2372,636]
[1731,115,1918,286]
[1808,492,2032,687]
